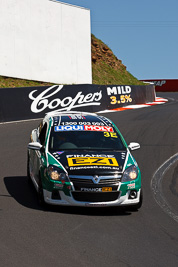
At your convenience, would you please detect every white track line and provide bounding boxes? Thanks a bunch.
[0,118,42,125]
[151,153,178,223]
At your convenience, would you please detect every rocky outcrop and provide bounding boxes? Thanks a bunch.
[91,34,126,71]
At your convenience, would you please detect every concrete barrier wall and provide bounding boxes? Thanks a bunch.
[0,84,155,122]
[0,0,92,84]
[141,79,178,92]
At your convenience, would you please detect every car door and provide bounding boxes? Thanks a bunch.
[33,122,48,185]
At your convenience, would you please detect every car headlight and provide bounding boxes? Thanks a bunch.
[47,166,69,183]
[122,165,138,182]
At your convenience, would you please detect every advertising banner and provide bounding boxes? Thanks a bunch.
[0,84,155,122]
[141,79,178,92]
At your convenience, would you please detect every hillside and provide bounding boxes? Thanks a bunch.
[0,34,142,88]
[91,34,142,85]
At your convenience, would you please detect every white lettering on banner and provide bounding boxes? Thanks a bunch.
[107,86,132,95]
[29,85,102,113]
[29,85,64,113]
[150,81,166,87]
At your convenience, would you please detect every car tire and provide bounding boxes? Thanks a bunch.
[27,153,32,184]
[38,176,46,207]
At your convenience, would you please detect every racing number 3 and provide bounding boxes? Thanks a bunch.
[104,132,118,138]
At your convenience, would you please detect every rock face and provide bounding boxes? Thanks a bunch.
[91,34,126,72]
[91,34,142,85]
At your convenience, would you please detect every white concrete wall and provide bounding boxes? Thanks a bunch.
[0,0,92,84]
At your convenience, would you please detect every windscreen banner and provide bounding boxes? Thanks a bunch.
[0,84,155,122]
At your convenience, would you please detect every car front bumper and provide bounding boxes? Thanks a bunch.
[43,188,141,207]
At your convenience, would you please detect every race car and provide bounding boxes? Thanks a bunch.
[27,111,142,210]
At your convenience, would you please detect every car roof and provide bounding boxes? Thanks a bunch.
[45,111,113,127]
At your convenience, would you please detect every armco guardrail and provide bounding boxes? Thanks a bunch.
[141,79,178,92]
[0,84,155,122]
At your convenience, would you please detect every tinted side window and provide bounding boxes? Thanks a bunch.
[39,123,47,146]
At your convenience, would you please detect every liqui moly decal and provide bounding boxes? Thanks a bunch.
[55,125,84,131]
[29,85,102,113]
[55,125,114,132]
[84,125,113,132]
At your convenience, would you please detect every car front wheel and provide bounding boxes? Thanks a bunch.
[27,153,32,184]
[38,176,46,207]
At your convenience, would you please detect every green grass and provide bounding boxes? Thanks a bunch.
[92,60,143,85]
[0,76,53,88]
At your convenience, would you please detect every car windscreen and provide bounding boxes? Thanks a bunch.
[48,127,126,151]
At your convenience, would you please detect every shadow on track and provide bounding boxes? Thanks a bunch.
[4,176,133,216]
[4,176,41,210]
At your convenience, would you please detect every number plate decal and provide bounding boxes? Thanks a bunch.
[102,187,112,192]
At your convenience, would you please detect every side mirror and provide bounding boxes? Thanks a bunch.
[28,142,42,151]
[128,142,140,151]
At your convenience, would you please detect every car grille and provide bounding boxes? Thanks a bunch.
[69,175,122,185]
[69,175,121,202]
[72,191,120,202]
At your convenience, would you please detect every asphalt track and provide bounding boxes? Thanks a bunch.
[0,92,178,267]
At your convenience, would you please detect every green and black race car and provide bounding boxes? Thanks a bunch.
[27,111,142,209]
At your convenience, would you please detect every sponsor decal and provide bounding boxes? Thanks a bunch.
[149,80,166,87]
[81,187,112,192]
[102,187,112,192]
[54,183,63,189]
[56,151,64,155]
[127,183,135,189]
[68,115,86,120]
[67,157,119,167]
[29,85,102,113]
[60,122,105,126]
[55,125,84,131]
[84,125,113,132]
[55,125,114,132]
[70,166,120,170]
[67,154,115,158]
[81,188,102,192]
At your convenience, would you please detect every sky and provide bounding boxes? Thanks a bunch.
[58,0,178,80]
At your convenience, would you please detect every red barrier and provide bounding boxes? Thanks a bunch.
[140,79,178,92]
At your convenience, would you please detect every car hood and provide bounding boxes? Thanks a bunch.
[50,150,127,175]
